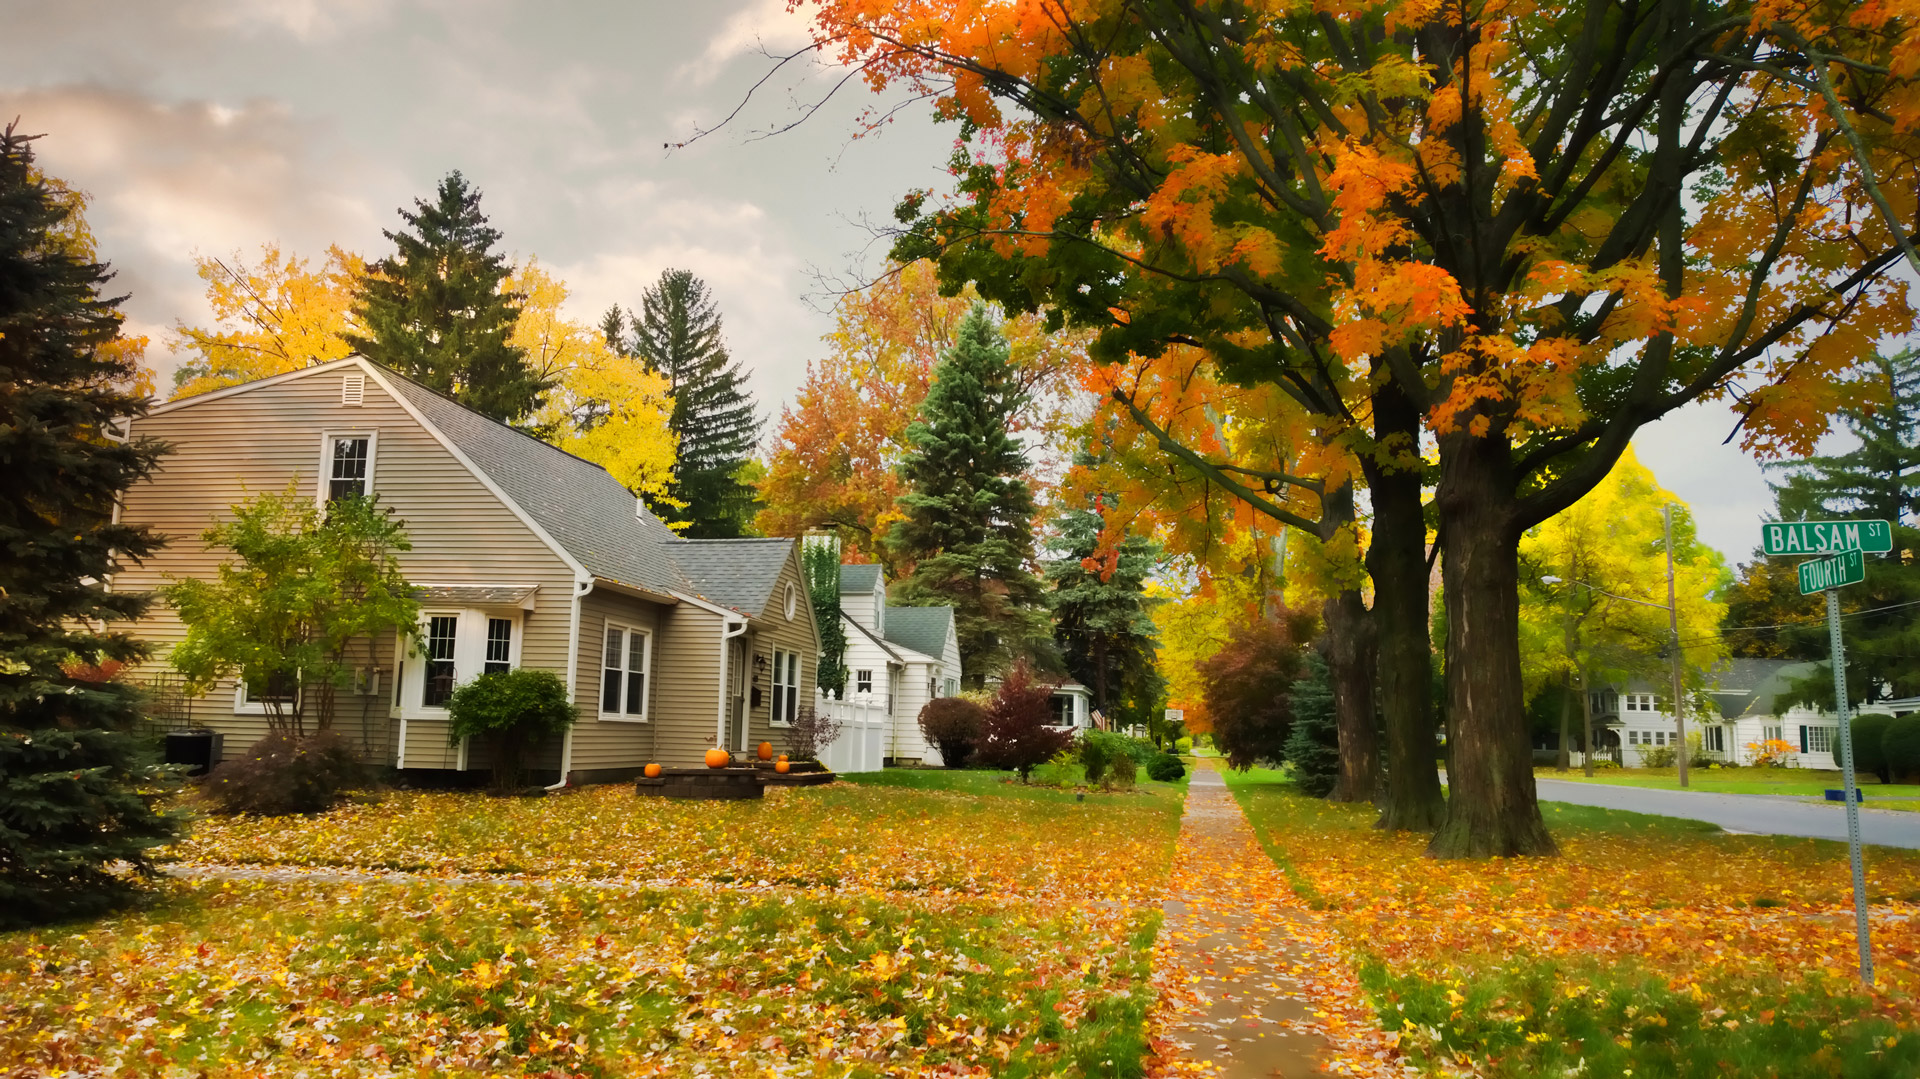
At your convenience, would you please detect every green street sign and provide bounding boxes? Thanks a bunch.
[1799,549,1867,595]
[1763,519,1894,556]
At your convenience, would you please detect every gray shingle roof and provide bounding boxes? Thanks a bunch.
[839,563,882,595]
[883,605,952,661]
[383,373,693,596]
[1737,661,1823,719]
[672,539,796,617]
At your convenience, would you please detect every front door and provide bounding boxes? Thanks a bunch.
[730,638,749,753]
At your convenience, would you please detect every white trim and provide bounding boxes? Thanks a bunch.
[718,617,748,747]
[396,607,523,721]
[315,429,378,508]
[784,581,798,621]
[143,357,353,416]
[596,621,654,723]
[547,578,591,790]
[771,648,801,727]
[232,676,296,716]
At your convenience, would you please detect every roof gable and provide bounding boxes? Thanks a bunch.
[883,605,954,661]
[839,563,882,595]
[672,539,798,617]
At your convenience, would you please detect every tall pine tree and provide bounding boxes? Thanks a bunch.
[612,271,760,536]
[347,171,547,423]
[1723,348,1920,704]
[1045,474,1165,728]
[891,304,1048,684]
[0,125,183,927]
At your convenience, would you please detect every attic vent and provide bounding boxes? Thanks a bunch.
[341,372,366,407]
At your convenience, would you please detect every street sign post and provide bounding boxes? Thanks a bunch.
[1762,519,1894,556]
[1798,549,1867,595]
[1767,517,1879,985]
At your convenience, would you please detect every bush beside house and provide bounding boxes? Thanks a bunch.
[446,669,576,792]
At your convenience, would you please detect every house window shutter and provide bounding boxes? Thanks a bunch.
[342,372,366,406]
[1799,725,1809,753]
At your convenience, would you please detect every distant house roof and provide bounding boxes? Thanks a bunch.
[883,606,952,661]
[1736,660,1824,719]
[1705,657,1803,719]
[672,539,796,617]
[839,563,883,595]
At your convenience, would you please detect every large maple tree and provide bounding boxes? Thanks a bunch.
[798,0,1918,855]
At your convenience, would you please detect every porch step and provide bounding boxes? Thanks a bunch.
[759,769,836,787]
[635,767,764,800]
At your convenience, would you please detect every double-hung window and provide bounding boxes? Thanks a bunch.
[771,649,799,725]
[422,615,458,707]
[484,618,514,675]
[324,433,374,502]
[601,624,650,720]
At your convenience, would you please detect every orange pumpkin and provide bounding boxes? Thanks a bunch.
[757,741,774,761]
[777,754,788,763]
[705,747,731,769]
[644,762,662,779]
[775,760,791,774]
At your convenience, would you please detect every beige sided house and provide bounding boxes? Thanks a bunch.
[114,356,818,784]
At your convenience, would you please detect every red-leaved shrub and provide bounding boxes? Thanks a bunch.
[918,696,987,767]
[202,730,365,815]
[1198,613,1310,771]
[977,663,1074,780]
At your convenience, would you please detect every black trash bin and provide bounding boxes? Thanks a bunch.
[164,729,225,776]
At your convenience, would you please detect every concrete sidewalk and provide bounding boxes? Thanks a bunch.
[1534,778,1920,849]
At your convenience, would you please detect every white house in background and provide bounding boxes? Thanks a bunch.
[1588,658,1852,768]
[836,564,962,765]
[1040,676,1095,730]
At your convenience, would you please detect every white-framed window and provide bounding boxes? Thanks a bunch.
[1627,730,1639,745]
[1764,724,1783,743]
[393,609,521,716]
[1806,726,1836,754]
[234,670,297,714]
[784,582,798,620]
[855,669,873,695]
[771,649,799,725]
[600,623,651,721]
[320,431,376,503]
[1704,726,1726,753]
[944,677,959,696]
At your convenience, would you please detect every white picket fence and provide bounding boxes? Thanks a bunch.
[815,688,886,774]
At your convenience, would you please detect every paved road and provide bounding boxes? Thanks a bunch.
[1534,778,1920,850]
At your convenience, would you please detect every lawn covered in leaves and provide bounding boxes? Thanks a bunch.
[1225,767,1920,1078]
[0,772,1185,1077]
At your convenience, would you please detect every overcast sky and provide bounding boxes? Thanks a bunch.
[2,0,1851,565]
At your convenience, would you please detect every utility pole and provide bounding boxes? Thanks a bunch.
[1665,503,1689,789]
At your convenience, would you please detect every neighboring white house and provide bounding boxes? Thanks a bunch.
[1587,658,1850,768]
[1040,677,1095,730]
[836,564,962,765]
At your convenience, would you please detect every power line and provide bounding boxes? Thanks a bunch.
[1676,597,1920,646]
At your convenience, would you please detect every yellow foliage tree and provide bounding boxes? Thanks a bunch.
[510,261,677,503]
[169,244,361,399]
[1517,449,1729,770]
[31,170,153,398]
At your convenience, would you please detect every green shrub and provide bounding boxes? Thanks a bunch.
[1642,743,1678,769]
[1080,730,1114,786]
[1081,729,1146,786]
[446,669,576,791]
[1882,714,1920,782]
[1147,753,1185,781]
[1175,736,1194,755]
[203,730,365,816]
[1107,753,1137,791]
[1851,713,1896,783]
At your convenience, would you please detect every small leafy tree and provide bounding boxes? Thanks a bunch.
[0,125,184,927]
[445,669,576,792]
[977,663,1073,781]
[166,488,419,736]
[783,702,844,764]
[1199,615,1310,771]
[1283,654,1341,798]
[917,696,984,768]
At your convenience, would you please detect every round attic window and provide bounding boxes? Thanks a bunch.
[785,582,798,620]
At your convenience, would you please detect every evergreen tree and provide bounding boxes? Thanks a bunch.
[346,171,547,423]
[0,126,183,927]
[1722,349,1920,705]
[1284,653,1342,797]
[621,270,760,537]
[890,304,1049,683]
[1044,477,1165,728]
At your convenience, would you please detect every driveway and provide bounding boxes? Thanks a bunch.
[1533,778,1920,850]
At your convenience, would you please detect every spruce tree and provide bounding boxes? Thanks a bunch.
[624,270,760,536]
[1045,476,1164,728]
[0,126,183,927]
[347,171,547,423]
[1724,348,1920,704]
[1284,653,1342,797]
[891,304,1049,683]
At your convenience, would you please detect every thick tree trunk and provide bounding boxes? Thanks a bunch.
[1427,433,1557,857]
[1322,588,1381,803]
[1362,393,1446,830]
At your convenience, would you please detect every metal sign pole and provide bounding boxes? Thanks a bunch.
[1827,586,1874,985]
